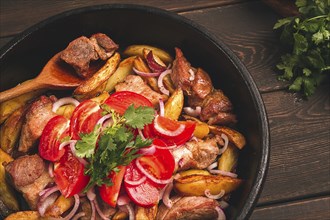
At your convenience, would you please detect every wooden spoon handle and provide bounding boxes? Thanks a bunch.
[0,79,46,102]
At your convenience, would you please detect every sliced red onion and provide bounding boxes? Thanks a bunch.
[218,133,229,155]
[72,212,86,220]
[94,199,110,220]
[87,187,96,201]
[154,115,185,137]
[215,206,226,220]
[159,98,165,117]
[61,194,80,220]
[97,114,112,126]
[157,69,171,96]
[48,163,54,178]
[39,185,59,199]
[204,189,225,200]
[90,198,96,220]
[117,195,131,206]
[138,129,146,140]
[125,204,135,220]
[52,97,80,113]
[37,192,59,216]
[138,145,156,155]
[209,170,238,178]
[133,67,161,77]
[135,159,172,185]
[162,180,174,208]
[125,174,147,186]
[59,140,76,151]
[188,69,195,81]
[207,162,218,172]
[219,200,229,209]
[146,51,167,73]
[154,143,178,150]
[183,106,201,117]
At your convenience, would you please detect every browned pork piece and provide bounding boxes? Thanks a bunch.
[171,47,236,125]
[157,196,219,220]
[172,137,220,171]
[115,75,168,106]
[4,154,53,210]
[18,95,57,153]
[60,33,118,78]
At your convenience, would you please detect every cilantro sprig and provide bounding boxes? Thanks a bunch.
[273,0,329,97]
[75,104,154,192]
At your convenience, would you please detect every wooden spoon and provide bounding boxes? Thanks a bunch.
[0,52,83,103]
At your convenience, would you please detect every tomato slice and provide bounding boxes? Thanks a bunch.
[104,91,153,115]
[53,148,90,197]
[99,166,126,208]
[143,115,196,146]
[124,162,160,207]
[70,100,102,140]
[39,115,69,162]
[137,147,175,186]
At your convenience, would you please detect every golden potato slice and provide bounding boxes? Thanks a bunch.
[90,91,110,104]
[164,88,184,120]
[135,205,158,220]
[104,56,136,92]
[74,52,120,96]
[55,104,75,119]
[0,88,44,124]
[5,211,40,220]
[218,143,239,172]
[112,210,128,220]
[209,125,246,149]
[174,174,242,196]
[123,44,173,63]
[0,106,26,154]
[44,195,74,217]
[193,122,210,139]
[0,149,19,212]
[179,169,210,177]
[133,56,159,92]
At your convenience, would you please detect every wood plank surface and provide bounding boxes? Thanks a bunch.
[1,0,330,219]
[252,196,330,219]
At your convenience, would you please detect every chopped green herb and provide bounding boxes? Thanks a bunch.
[273,0,329,97]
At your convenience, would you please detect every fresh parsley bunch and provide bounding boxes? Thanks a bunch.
[273,0,329,97]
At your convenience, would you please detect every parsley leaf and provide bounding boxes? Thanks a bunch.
[124,105,155,129]
[273,0,330,97]
[75,125,100,158]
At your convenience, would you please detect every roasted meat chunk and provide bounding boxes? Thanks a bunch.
[172,137,220,171]
[4,154,53,210]
[90,33,119,60]
[18,95,57,153]
[157,196,219,220]
[115,75,168,106]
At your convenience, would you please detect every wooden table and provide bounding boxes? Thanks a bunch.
[1,0,329,219]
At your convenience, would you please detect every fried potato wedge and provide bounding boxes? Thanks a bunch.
[55,104,75,119]
[0,106,26,154]
[0,88,44,124]
[123,44,173,63]
[5,211,40,220]
[104,56,136,92]
[164,88,184,120]
[44,195,74,217]
[179,169,210,177]
[174,174,242,196]
[74,52,120,96]
[0,149,19,212]
[90,91,110,104]
[133,56,160,92]
[113,210,128,220]
[135,205,158,220]
[209,125,246,149]
[218,143,239,172]
[182,115,210,139]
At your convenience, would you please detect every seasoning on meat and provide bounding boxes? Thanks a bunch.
[115,75,168,106]
[18,95,57,153]
[4,154,53,210]
[60,33,118,78]
[157,196,219,220]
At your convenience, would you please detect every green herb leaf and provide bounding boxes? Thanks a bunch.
[75,125,100,158]
[124,105,155,129]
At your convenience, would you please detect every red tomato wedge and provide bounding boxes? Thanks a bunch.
[99,166,126,208]
[124,162,160,207]
[39,115,69,162]
[136,147,175,186]
[53,148,90,197]
[104,91,153,115]
[70,100,102,140]
[143,115,196,146]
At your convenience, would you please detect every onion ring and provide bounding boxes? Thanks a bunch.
[61,194,80,220]
[218,133,229,155]
[159,98,165,117]
[183,106,201,117]
[133,67,161,77]
[215,206,226,220]
[162,180,174,208]
[52,97,80,113]
[209,169,238,178]
[204,189,225,200]
[157,69,171,96]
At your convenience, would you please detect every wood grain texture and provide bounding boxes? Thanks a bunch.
[0,0,245,37]
[258,84,330,204]
[181,1,289,92]
[252,196,330,219]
